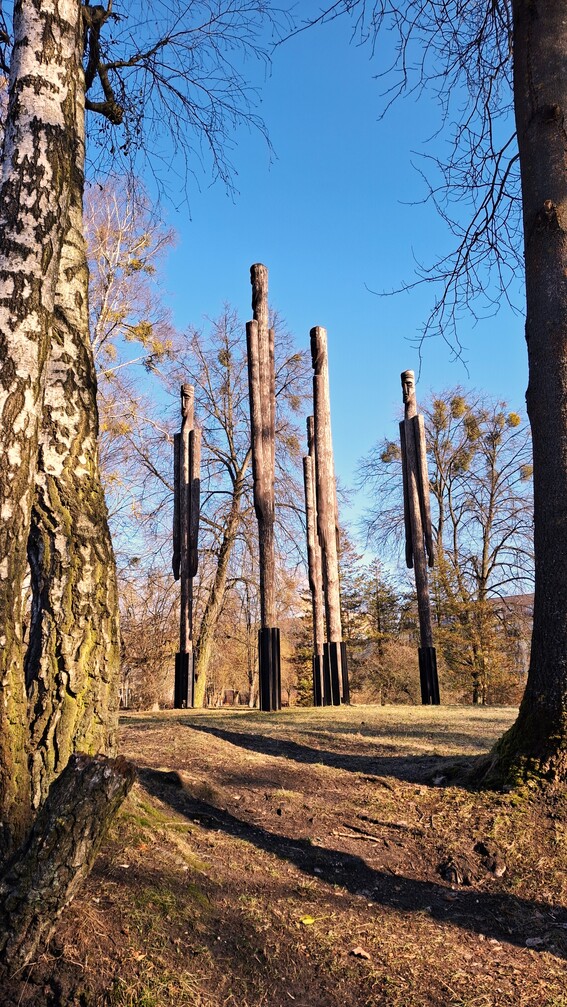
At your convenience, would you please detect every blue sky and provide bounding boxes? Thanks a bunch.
[156,14,528,519]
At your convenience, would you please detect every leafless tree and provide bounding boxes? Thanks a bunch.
[302,0,567,782]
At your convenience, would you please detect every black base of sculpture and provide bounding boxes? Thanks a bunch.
[323,641,349,705]
[322,648,332,705]
[174,651,194,709]
[340,641,350,704]
[312,653,324,706]
[259,627,281,711]
[418,646,440,705]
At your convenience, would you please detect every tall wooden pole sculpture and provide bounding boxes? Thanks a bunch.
[399,369,440,704]
[173,383,201,708]
[303,416,326,705]
[246,264,281,712]
[311,326,349,705]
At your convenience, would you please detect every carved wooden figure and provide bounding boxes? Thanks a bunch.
[310,326,349,705]
[246,264,280,711]
[303,416,325,704]
[173,383,201,707]
[399,370,440,704]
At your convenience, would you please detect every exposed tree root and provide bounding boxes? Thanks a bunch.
[0,753,135,978]
[474,717,567,791]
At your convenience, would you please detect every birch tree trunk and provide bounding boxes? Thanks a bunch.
[0,3,129,972]
[0,0,86,855]
[25,145,120,810]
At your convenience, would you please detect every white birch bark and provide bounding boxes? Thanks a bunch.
[0,0,89,850]
[26,131,120,808]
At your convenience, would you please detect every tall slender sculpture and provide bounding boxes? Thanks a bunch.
[246,264,281,711]
[310,326,349,705]
[399,369,440,704]
[303,416,326,704]
[173,384,201,708]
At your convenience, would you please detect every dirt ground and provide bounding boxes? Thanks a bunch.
[10,705,567,1006]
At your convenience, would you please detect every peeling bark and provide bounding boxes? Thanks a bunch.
[0,0,86,854]
[25,137,120,808]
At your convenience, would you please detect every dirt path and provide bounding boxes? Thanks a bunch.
[16,706,567,1006]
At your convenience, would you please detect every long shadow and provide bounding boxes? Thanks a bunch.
[183,722,478,785]
[139,767,567,959]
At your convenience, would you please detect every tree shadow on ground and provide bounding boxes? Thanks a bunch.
[86,856,398,1007]
[183,709,514,745]
[138,767,567,960]
[183,722,481,786]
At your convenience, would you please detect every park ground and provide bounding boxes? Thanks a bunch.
[18,706,567,1006]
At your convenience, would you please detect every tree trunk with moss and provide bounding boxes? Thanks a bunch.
[25,138,120,810]
[0,1,121,860]
[486,1,567,783]
[0,0,88,856]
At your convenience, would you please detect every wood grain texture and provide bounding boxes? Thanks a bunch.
[311,327,342,644]
[400,372,435,652]
[248,266,276,628]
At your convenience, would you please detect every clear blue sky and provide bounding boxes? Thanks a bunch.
[157,14,528,520]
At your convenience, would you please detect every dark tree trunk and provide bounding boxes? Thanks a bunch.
[488,1,567,781]
[0,754,135,977]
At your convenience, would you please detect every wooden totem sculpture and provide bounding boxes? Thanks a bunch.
[310,326,349,705]
[303,415,325,704]
[399,370,440,705]
[173,383,201,708]
[246,264,281,711]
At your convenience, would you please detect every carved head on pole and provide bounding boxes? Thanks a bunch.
[401,370,417,417]
[181,383,193,420]
[310,326,327,375]
[250,263,268,323]
[306,414,315,454]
